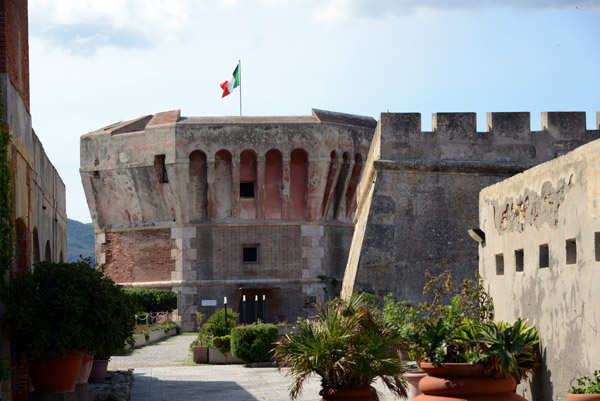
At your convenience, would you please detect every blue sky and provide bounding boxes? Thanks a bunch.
[28,0,600,223]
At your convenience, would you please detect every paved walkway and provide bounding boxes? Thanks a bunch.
[108,334,405,401]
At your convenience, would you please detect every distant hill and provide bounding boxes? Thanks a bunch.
[67,218,95,264]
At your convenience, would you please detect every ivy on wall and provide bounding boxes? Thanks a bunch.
[0,87,14,288]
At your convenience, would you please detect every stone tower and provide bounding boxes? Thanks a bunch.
[80,109,375,331]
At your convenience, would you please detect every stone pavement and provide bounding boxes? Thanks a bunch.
[108,334,404,401]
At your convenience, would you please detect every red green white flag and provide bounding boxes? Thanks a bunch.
[220,64,240,98]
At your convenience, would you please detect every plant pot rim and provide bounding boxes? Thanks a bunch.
[419,362,486,377]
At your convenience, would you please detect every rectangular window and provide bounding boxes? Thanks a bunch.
[243,246,258,263]
[515,249,524,272]
[566,239,577,265]
[155,155,168,183]
[539,244,549,268]
[495,253,504,275]
[596,232,600,262]
[240,182,255,198]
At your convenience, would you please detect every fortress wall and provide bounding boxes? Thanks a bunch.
[479,137,600,400]
[344,111,599,306]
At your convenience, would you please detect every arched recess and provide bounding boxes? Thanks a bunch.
[290,149,308,220]
[189,150,208,221]
[15,218,28,272]
[239,150,257,220]
[330,152,351,219]
[44,240,51,262]
[344,153,363,220]
[214,150,233,219]
[264,149,282,219]
[32,227,40,264]
[321,151,338,219]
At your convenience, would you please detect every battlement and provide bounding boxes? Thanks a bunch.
[379,111,600,162]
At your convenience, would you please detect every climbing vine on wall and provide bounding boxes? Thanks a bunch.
[0,87,14,288]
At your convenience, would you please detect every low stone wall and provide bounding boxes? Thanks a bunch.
[126,328,177,349]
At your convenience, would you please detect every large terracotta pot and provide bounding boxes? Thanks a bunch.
[414,362,527,401]
[29,350,83,393]
[88,359,109,383]
[406,370,426,399]
[319,386,375,400]
[77,353,94,384]
[568,395,600,401]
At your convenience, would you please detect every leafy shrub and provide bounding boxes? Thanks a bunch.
[201,308,238,337]
[212,335,231,354]
[4,260,136,362]
[569,371,600,394]
[124,288,177,312]
[231,324,278,363]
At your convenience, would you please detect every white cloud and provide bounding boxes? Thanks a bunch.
[29,0,190,52]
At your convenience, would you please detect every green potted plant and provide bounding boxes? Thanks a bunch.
[3,260,136,389]
[84,265,136,383]
[4,261,93,392]
[273,293,408,401]
[568,371,600,401]
[404,273,540,401]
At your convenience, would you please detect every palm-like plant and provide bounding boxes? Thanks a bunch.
[453,318,541,380]
[273,293,408,400]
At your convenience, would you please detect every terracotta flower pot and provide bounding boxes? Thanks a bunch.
[319,386,375,400]
[77,353,94,384]
[413,362,527,401]
[406,370,426,399]
[29,350,83,393]
[88,359,109,383]
[568,395,600,401]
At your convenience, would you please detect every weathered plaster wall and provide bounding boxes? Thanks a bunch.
[343,111,599,306]
[479,135,600,400]
[81,109,375,330]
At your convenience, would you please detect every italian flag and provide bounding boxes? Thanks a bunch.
[220,64,240,98]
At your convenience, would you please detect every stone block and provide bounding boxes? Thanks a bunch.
[541,112,586,139]
[432,113,476,138]
[171,271,183,281]
[96,232,106,244]
[300,225,324,237]
[486,112,531,140]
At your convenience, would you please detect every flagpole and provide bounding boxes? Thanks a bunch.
[239,59,242,116]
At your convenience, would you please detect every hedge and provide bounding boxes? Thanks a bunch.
[125,288,177,312]
[231,324,278,363]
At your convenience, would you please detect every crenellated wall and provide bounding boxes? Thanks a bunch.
[81,109,375,330]
[342,111,600,307]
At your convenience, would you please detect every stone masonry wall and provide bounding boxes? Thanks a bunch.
[343,111,600,307]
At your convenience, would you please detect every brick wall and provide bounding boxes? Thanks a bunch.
[0,0,30,112]
[104,229,174,283]
[196,225,303,280]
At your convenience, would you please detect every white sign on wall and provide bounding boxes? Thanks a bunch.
[201,300,217,306]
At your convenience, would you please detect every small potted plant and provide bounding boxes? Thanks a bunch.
[568,371,600,401]
[273,293,408,401]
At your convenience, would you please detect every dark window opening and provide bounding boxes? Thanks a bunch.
[566,239,577,265]
[596,232,600,262]
[515,249,524,272]
[240,182,255,198]
[243,246,258,262]
[495,253,504,275]
[156,155,168,183]
[539,244,549,268]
